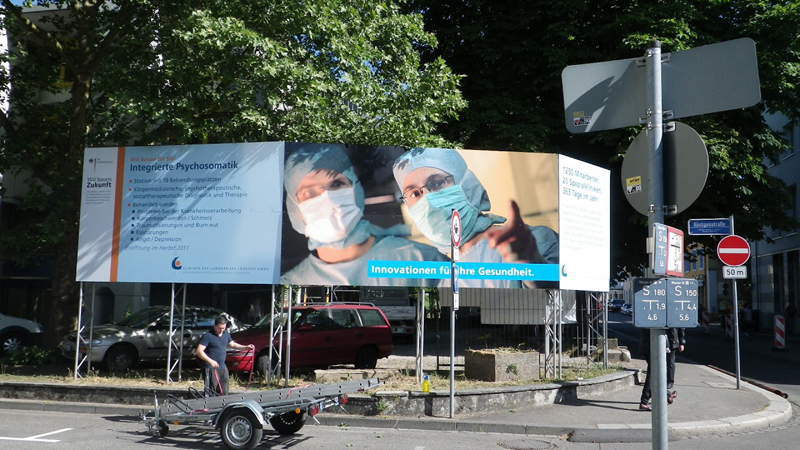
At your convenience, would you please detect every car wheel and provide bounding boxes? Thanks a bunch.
[256,353,273,375]
[1,332,25,355]
[354,346,378,369]
[104,345,136,372]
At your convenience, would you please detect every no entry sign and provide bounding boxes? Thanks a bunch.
[717,235,750,266]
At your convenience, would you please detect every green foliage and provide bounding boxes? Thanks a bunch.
[408,0,800,277]
[0,0,465,341]
[0,0,465,260]
[0,346,61,366]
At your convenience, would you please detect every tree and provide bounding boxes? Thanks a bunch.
[0,0,465,344]
[407,0,800,278]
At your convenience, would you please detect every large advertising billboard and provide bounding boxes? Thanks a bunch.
[77,143,609,291]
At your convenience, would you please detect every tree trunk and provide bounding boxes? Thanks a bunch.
[40,73,91,346]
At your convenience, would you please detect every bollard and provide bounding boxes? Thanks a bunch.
[702,310,710,334]
[775,315,786,350]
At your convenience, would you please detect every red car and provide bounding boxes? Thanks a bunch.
[227,303,393,373]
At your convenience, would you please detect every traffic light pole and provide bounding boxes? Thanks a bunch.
[645,40,669,450]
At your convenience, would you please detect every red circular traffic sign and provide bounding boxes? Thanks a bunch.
[451,210,461,247]
[717,235,750,266]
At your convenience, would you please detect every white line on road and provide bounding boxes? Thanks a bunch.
[414,447,425,450]
[0,428,72,443]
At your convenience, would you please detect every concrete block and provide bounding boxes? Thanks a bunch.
[464,349,540,382]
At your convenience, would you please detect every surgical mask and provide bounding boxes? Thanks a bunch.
[298,187,363,243]
[409,185,479,249]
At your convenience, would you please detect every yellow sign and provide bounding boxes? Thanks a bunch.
[626,176,642,194]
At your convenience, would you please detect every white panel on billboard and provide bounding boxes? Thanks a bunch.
[76,142,283,284]
[558,155,611,291]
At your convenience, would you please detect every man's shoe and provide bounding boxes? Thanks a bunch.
[639,403,652,411]
[668,390,678,405]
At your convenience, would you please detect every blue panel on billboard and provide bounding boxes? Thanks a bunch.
[666,279,699,328]
[633,278,667,328]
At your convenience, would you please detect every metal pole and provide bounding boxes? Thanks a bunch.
[449,237,456,418]
[285,286,294,387]
[74,282,84,379]
[268,285,276,385]
[179,285,187,381]
[417,288,424,383]
[646,40,668,450]
[730,214,741,389]
[167,283,175,383]
[603,293,609,370]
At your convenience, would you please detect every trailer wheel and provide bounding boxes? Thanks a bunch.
[268,411,305,435]
[220,409,263,450]
[156,420,169,437]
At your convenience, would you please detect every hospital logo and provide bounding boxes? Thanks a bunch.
[171,257,183,270]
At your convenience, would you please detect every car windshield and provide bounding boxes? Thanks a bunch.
[115,308,166,328]
[252,312,288,328]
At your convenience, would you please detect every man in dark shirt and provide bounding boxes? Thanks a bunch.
[196,316,253,396]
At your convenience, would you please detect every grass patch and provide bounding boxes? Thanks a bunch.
[0,355,628,393]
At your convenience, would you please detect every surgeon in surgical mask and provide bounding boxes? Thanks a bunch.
[393,147,559,288]
[281,144,446,286]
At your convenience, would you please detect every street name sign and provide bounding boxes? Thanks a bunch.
[717,235,750,266]
[688,218,732,235]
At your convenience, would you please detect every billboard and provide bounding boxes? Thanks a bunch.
[77,143,610,291]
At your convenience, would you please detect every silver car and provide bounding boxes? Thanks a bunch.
[61,305,245,371]
[0,313,44,355]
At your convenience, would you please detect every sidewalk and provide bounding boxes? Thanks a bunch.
[314,361,793,442]
[0,360,792,443]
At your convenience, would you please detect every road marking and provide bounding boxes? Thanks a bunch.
[414,447,425,450]
[0,428,72,443]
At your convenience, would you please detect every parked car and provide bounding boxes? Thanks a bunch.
[621,303,633,316]
[0,313,44,355]
[227,303,393,373]
[61,305,246,371]
[609,299,625,312]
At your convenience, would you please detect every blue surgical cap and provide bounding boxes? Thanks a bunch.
[392,147,492,213]
[284,143,368,249]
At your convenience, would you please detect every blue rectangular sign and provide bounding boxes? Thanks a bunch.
[633,278,668,328]
[688,218,732,235]
[666,279,699,327]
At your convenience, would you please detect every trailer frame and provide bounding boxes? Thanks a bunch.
[141,377,380,450]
